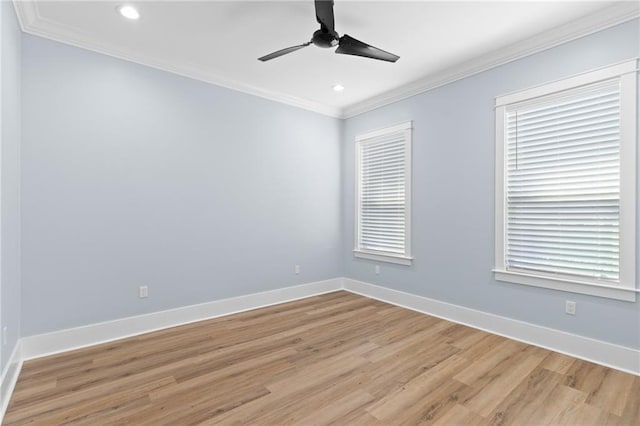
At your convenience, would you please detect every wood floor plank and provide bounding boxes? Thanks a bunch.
[549,401,610,426]
[453,338,527,386]
[4,291,639,425]
[620,374,640,424]
[394,378,475,424]
[585,368,636,416]
[441,323,493,350]
[540,351,577,375]
[431,403,485,426]
[525,384,588,425]
[292,390,375,425]
[366,354,470,421]
[461,349,547,417]
[483,367,563,425]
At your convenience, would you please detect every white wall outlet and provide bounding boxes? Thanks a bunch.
[565,300,576,315]
[139,286,148,298]
[294,265,300,275]
[375,265,381,275]
[3,326,7,345]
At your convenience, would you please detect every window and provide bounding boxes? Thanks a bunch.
[354,122,412,266]
[494,60,637,301]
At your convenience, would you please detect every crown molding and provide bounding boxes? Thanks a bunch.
[11,0,342,118]
[342,2,640,118]
[12,1,640,120]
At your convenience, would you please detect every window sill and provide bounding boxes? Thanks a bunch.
[354,250,413,266]
[493,269,637,302]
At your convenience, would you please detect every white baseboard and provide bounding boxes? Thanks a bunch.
[21,278,344,361]
[343,278,640,376]
[0,341,23,422]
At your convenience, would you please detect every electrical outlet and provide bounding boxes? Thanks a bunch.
[375,265,381,275]
[295,265,300,275]
[139,286,148,298]
[3,326,7,345]
[565,300,576,315]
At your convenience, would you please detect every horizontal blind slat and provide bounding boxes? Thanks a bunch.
[358,129,408,257]
[504,82,620,281]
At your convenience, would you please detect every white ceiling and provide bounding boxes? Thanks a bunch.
[13,1,640,117]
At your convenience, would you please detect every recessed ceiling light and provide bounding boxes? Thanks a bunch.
[333,84,345,92]
[117,5,140,20]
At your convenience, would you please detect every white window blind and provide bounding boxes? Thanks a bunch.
[355,122,412,265]
[505,82,621,282]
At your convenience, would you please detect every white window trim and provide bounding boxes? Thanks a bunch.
[354,121,413,266]
[353,250,413,266]
[494,59,638,302]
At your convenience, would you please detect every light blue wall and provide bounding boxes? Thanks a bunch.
[342,19,640,349]
[0,0,22,372]
[20,35,342,336]
[16,17,640,350]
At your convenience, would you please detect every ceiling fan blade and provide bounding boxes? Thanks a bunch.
[314,0,335,34]
[258,42,312,62]
[336,34,399,63]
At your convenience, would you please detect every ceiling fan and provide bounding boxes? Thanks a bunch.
[258,0,399,63]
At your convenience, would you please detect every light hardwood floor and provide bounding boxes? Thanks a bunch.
[4,291,639,425]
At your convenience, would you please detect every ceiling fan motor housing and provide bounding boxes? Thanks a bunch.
[312,29,339,48]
